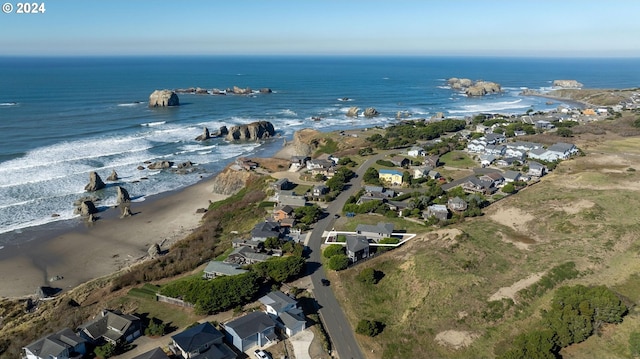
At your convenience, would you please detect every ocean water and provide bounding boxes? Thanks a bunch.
[1,56,639,240]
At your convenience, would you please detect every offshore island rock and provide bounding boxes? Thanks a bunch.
[346,107,360,117]
[364,107,380,117]
[106,170,119,182]
[116,186,131,205]
[447,78,502,96]
[552,80,583,88]
[147,160,174,170]
[225,121,275,141]
[84,171,106,192]
[148,89,180,107]
[195,127,211,141]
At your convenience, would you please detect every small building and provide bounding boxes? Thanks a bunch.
[224,311,277,352]
[170,322,236,359]
[236,158,258,171]
[503,170,522,183]
[23,328,88,359]
[78,309,142,345]
[480,172,505,187]
[225,246,271,265]
[424,204,449,221]
[259,291,306,337]
[346,235,370,263]
[424,155,441,168]
[273,205,295,222]
[312,185,328,197]
[390,156,410,167]
[479,154,497,167]
[378,169,404,186]
[528,161,547,177]
[447,197,468,212]
[535,120,555,129]
[306,159,334,170]
[203,261,248,279]
[408,146,425,157]
[413,166,433,179]
[271,178,292,191]
[355,222,394,241]
[276,193,307,208]
[251,221,282,241]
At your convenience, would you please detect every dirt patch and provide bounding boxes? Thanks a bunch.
[435,330,480,350]
[555,199,595,215]
[498,232,532,251]
[489,207,535,233]
[489,272,545,302]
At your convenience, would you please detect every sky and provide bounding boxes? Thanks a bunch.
[1,0,639,57]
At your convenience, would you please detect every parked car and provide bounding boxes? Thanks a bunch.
[333,214,340,219]
[255,349,270,359]
[321,278,330,286]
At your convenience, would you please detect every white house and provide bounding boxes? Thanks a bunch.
[408,146,426,157]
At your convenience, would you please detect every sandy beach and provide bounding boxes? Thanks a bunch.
[0,175,228,299]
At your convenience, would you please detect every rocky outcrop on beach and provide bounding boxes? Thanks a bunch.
[116,186,131,205]
[447,78,502,96]
[148,243,161,258]
[210,166,257,195]
[106,170,119,182]
[553,80,583,88]
[195,127,212,141]
[75,200,98,217]
[149,90,180,107]
[84,172,106,192]
[364,107,380,117]
[346,107,360,117]
[225,121,275,141]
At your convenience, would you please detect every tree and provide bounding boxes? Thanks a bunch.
[402,171,412,185]
[327,254,349,271]
[363,167,381,185]
[264,237,282,249]
[94,342,118,359]
[145,317,167,337]
[356,267,382,284]
[294,204,323,225]
[556,127,573,137]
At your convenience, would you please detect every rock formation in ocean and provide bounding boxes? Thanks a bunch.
[230,86,252,95]
[364,108,380,117]
[552,80,583,88]
[346,107,360,117]
[147,160,174,170]
[447,78,502,96]
[106,170,119,182]
[77,200,98,217]
[195,127,211,141]
[116,186,131,205]
[219,126,229,136]
[148,89,180,107]
[84,171,106,192]
[225,121,275,141]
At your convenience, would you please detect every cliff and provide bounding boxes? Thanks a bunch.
[210,166,259,195]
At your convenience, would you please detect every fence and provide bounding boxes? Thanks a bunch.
[156,294,195,308]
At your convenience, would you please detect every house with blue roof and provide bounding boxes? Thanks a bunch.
[378,169,404,186]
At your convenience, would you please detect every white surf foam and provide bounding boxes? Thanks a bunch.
[448,99,529,114]
[141,121,166,127]
[0,102,17,106]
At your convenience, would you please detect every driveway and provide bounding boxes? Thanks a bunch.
[289,330,314,359]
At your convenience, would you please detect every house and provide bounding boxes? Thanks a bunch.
[528,161,547,177]
[363,185,395,199]
[259,291,297,317]
[378,169,404,186]
[424,155,441,168]
[306,159,334,170]
[346,235,370,263]
[251,221,282,241]
[480,172,505,187]
[408,146,425,157]
[424,204,449,221]
[484,144,506,156]
[479,154,497,167]
[460,176,495,195]
[447,197,468,212]
[467,140,486,153]
[290,156,309,168]
[78,309,142,345]
[312,184,328,197]
[225,246,271,265]
[390,156,410,167]
[271,178,292,191]
[503,170,522,183]
[170,322,236,359]
[224,311,277,352]
[485,133,506,144]
[355,222,394,241]
[258,291,307,337]
[387,200,410,216]
[527,148,549,161]
[23,328,88,359]
[413,166,433,179]
[236,158,258,171]
[496,157,520,167]
[231,239,261,250]
[311,166,335,179]
[546,142,578,160]
[276,192,307,208]
[535,120,554,129]
[273,205,295,222]
[203,261,248,279]
[428,170,442,179]
[132,347,170,359]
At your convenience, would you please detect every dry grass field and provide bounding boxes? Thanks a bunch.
[332,135,640,358]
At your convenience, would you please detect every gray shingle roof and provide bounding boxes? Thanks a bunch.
[259,291,297,313]
[204,261,248,276]
[132,347,170,359]
[224,311,275,339]
[355,222,394,236]
[25,328,87,359]
[171,322,224,353]
[346,235,370,253]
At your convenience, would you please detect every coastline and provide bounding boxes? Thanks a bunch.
[0,171,229,299]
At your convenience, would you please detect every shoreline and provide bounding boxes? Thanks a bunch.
[0,138,291,299]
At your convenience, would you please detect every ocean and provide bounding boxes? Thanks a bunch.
[1,56,639,241]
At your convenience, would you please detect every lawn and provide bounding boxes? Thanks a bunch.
[440,151,476,169]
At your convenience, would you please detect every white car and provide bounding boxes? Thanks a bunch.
[254,349,270,359]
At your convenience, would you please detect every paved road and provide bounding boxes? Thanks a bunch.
[306,154,383,359]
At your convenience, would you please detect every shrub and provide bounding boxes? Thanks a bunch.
[356,319,385,337]
[145,317,167,337]
[356,268,382,285]
[323,244,345,258]
[327,254,349,271]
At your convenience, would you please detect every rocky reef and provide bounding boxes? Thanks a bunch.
[225,121,275,141]
[552,80,583,88]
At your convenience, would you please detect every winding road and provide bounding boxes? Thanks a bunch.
[306,153,384,359]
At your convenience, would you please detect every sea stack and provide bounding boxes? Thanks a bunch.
[149,89,180,107]
[106,170,119,182]
[116,186,131,205]
[84,171,106,192]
